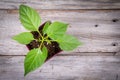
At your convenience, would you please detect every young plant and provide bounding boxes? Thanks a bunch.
[13,5,82,76]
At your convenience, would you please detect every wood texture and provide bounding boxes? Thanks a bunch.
[0,56,120,80]
[0,0,120,9]
[0,10,120,55]
[0,1,120,80]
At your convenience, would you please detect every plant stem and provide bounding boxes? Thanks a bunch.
[39,38,44,49]
[45,35,48,39]
[37,30,43,39]
[37,30,56,49]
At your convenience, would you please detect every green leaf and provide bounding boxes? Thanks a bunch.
[12,32,34,44]
[42,46,48,60]
[57,34,82,51]
[19,5,41,31]
[42,21,51,34]
[46,21,68,40]
[24,47,48,76]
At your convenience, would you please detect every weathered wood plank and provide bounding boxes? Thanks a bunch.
[0,0,120,9]
[59,52,117,56]
[0,10,120,55]
[0,56,120,80]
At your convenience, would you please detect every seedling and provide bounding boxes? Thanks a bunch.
[13,5,82,76]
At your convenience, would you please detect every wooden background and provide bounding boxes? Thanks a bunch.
[0,0,120,80]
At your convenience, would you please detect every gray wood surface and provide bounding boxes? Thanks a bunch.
[0,0,120,9]
[0,56,120,80]
[0,1,120,80]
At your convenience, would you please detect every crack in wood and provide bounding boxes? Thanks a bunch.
[116,74,118,80]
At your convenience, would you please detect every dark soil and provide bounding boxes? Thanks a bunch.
[26,21,62,60]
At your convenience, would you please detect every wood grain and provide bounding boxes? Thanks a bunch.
[0,0,120,80]
[0,56,120,80]
[0,0,120,10]
[0,9,120,80]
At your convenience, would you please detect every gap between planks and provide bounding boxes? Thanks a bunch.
[0,52,119,56]
[3,9,120,14]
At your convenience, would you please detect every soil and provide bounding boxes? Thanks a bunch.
[26,21,62,60]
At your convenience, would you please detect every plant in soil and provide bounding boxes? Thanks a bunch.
[12,5,82,76]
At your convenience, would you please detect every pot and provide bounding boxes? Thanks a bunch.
[26,21,62,61]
